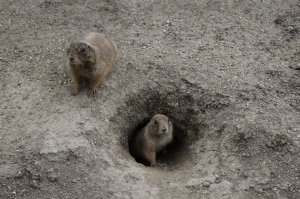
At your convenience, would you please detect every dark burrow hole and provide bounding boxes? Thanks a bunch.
[128,116,187,167]
[112,83,230,169]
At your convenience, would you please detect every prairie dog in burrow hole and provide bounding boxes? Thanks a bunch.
[66,32,118,96]
[129,114,173,166]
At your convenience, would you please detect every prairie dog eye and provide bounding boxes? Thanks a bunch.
[154,120,158,124]
[80,48,86,53]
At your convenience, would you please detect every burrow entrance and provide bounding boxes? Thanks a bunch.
[112,81,230,169]
[128,116,187,167]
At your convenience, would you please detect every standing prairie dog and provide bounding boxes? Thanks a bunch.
[66,32,118,96]
[129,114,173,166]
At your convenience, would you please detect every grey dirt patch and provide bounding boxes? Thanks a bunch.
[1,0,300,198]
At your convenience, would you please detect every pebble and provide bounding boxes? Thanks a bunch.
[30,180,39,189]
[256,188,263,194]
[48,172,58,182]
[47,168,58,182]
[287,25,296,32]
[203,181,210,187]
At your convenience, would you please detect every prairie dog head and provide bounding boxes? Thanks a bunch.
[148,114,173,136]
[67,42,94,65]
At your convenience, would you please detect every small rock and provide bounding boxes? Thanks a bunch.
[258,189,263,193]
[47,168,55,173]
[47,168,58,182]
[254,187,264,194]
[203,181,210,187]
[48,173,58,182]
[287,25,297,33]
[30,180,40,189]
[16,170,23,178]
[166,20,172,26]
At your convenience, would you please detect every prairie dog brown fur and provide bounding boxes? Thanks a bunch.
[129,114,173,166]
[66,32,118,96]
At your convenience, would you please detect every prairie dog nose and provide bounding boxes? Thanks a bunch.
[69,55,74,62]
[162,126,167,132]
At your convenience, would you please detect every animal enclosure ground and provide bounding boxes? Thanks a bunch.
[1,0,300,198]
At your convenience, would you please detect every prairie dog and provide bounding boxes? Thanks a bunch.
[66,32,117,96]
[129,114,173,166]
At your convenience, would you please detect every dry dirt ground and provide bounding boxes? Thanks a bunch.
[1,0,300,198]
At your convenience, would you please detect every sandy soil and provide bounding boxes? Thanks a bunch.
[1,0,300,198]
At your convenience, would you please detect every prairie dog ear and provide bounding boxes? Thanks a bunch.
[77,43,90,56]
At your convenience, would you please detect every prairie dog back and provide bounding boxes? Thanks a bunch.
[82,32,117,66]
